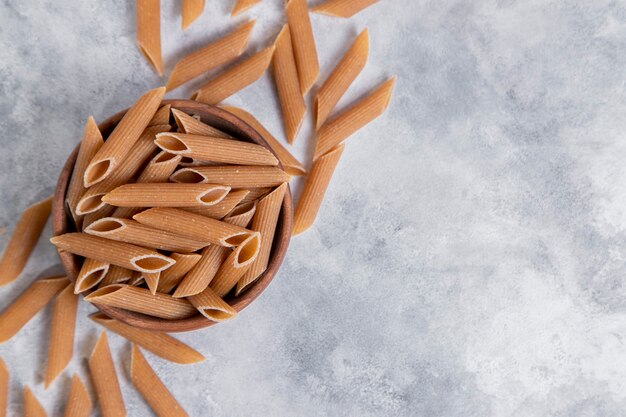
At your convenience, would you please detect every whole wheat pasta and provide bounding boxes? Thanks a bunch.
[193,46,275,105]
[81,204,116,231]
[0,357,7,417]
[188,287,237,321]
[312,0,379,17]
[91,313,204,363]
[155,132,279,166]
[315,29,369,129]
[240,187,272,204]
[182,0,204,30]
[166,20,255,91]
[86,285,196,319]
[88,332,126,417]
[66,117,104,224]
[44,284,78,388]
[171,166,289,188]
[272,24,306,143]
[75,259,110,294]
[136,0,163,75]
[103,183,230,208]
[63,375,92,417]
[85,218,209,253]
[84,87,165,187]
[158,253,202,294]
[181,189,249,219]
[0,195,52,286]
[143,272,160,295]
[129,275,145,287]
[130,345,190,417]
[221,106,306,175]
[286,0,319,95]
[314,77,395,159]
[237,183,286,294]
[209,232,260,297]
[293,144,345,235]
[99,266,134,288]
[231,0,261,16]
[171,108,231,138]
[23,386,47,417]
[50,233,175,274]
[0,276,69,343]
[149,104,171,126]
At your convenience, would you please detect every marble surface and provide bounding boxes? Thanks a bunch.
[2,0,626,415]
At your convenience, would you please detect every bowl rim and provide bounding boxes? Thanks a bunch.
[52,99,293,332]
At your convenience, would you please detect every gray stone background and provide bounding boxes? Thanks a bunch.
[1,0,626,416]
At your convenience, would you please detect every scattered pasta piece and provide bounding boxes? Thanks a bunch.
[75,259,109,293]
[0,358,7,417]
[88,332,126,417]
[171,166,290,188]
[136,0,163,75]
[63,374,92,417]
[181,0,204,30]
[312,0,379,18]
[286,0,319,94]
[158,253,203,294]
[23,385,47,417]
[171,108,231,138]
[231,0,261,16]
[188,287,237,321]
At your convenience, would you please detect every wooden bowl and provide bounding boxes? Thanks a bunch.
[52,99,293,332]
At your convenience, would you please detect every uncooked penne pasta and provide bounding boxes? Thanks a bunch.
[240,187,272,204]
[272,24,306,143]
[171,166,289,188]
[237,183,286,294]
[89,332,126,417]
[81,205,116,231]
[155,132,279,166]
[143,272,160,295]
[0,276,69,343]
[0,357,7,417]
[314,77,395,159]
[85,218,209,253]
[315,29,368,129]
[130,345,190,417]
[188,287,237,321]
[50,233,175,274]
[149,104,171,126]
[293,144,344,235]
[231,0,261,16]
[0,195,52,286]
[86,285,196,320]
[182,0,204,30]
[286,0,319,95]
[66,117,104,224]
[63,375,92,417]
[158,253,202,294]
[136,0,163,75]
[84,87,165,187]
[44,284,78,388]
[91,313,204,363]
[193,46,275,105]
[99,266,134,288]
[209,232,260,297]
[103,183,230,208]
[181,189,249,219]
[75,259,110,294]
[166,20,255,91]
[312,0,379,17]
[221,106,306,175]
[129,275,145,287]
[23,386,47,417]
[171,108,231,138]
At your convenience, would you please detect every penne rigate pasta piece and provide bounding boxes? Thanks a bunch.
[314,77,395,159]
[0,195,52,286]
[294,144,344,235]
[221,106,306,175]
[63,374,92,417]
[149,104,171,126]
[155,132,279,166]
[166,20,255,91]
[129,275,145,287]
[272,24,306,143]
[0,358,7,417]
[66,117,104,224]
[171,166,289,188]
[89,332,126,417]
[240,187,272,204]
[237,183,286,294]
[158,253,202,294]
[85,218,209,253]
[75,259,109,294]
[312,0,379,17]
[91,313,204,363]
[23,386,47,417]
[99,266,134,288]
[130,345,190,417]
[103,183,230,208]
[209,232,260,297]
[44,284,78,388]
[181,189,249,219]
[143,272,160,295]
[315,29,368,129]
[182,0,204,30]
[171,108,231,138]
[81,205,116,231]
[84,87,165,187]
[136,0,163,75]
[86,285,196,320]
[231,0,261,16]
[286,0,319,95]
[192,46,275,105]
[50,233,175,274]
[188,287,237,321]
[0,276,70,343]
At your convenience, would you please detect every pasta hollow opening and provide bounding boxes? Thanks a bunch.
[224,233,250,246]
[87,218,124,233]
[156,135,189,152]
[87,285,122,299]
[202,309,233,321]
[237,234,260,265]
[180,157,195,164]
[199,188,229,204]
[85,160,112,185]
[229,202,255,217]
[78,269,107,292]
[77,194,105,214]
[154,152,179,163]
[133,256,172,271]
[171,169,205,183]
